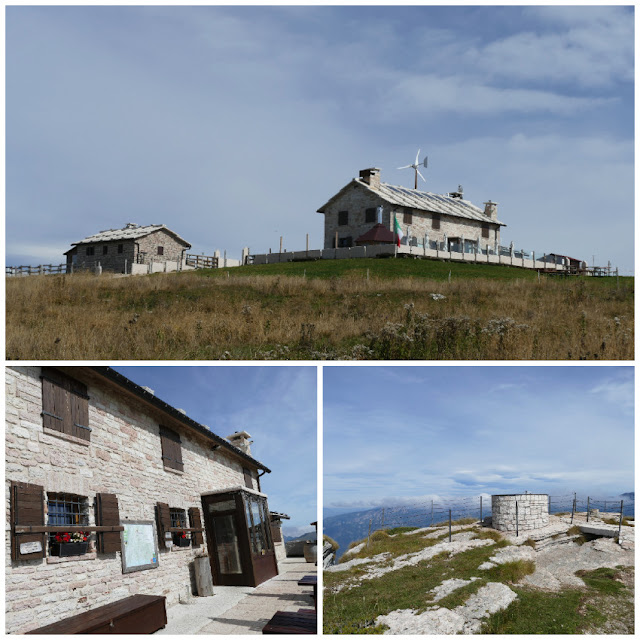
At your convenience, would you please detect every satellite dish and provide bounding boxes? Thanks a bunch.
[398,148,428,189]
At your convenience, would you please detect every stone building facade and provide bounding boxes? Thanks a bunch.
[491,494,549,532]
[317,168,505,251]
[5,366,282,634]
[64,223,191,274]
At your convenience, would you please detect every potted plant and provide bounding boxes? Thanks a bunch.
[176,532,191,547]
[50,531,89,557]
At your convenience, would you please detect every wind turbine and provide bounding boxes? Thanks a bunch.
[398,149,428,189]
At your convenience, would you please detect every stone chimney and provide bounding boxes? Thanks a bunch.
[359,168,381,190]
[226,430,253,455]
[125,222,140,229]
[483,200,498,220]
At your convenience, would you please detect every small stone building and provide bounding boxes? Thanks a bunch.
[64,223,191,274]
[5,366,284,634]
[492,494,549,532]
[317,168,505,251]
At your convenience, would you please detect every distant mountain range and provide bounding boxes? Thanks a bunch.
[284,530,316,542]
[620,492,634,500]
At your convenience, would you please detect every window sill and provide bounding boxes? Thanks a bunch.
[163,466,184,476]
[170,545,193,552]
[47,551,97,564]
[43,427,90,447]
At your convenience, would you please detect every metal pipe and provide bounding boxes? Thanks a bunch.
[516,501,519,537]
[448,509,452,542]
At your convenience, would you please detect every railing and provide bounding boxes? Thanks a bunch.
[185,254,219,269]
[6,264,67,277]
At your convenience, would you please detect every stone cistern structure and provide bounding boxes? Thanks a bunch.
[491,493,549,532]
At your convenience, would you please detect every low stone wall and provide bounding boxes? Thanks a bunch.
[492,494,549,532]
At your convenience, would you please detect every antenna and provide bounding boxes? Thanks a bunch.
[398,149,428,189]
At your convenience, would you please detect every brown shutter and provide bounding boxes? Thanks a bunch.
[160,427,183,472]
[188,507,204,547]
[432,214,441,230]
[243,468,254,490]
[156,502,171,546]
[96,493,121,553]
[270,522,282,543]
[41,369,90,441]
[10,481,45,561]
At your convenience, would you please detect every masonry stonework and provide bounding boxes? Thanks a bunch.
[491,494,549,532]
[5,366,262,634]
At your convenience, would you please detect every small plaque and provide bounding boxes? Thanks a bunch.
[165,532,172,540]
[20,541,42,554]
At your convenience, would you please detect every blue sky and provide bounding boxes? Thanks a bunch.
[324,366,634,510]
[113,366,317,537]
[6,6,633,273]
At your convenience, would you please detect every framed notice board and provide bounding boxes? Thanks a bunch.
[121,520,160,574]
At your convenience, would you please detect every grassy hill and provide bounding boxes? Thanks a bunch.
[324,522,634,634]
[6,258,633,360]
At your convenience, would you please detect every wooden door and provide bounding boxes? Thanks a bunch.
[244,493,278,585]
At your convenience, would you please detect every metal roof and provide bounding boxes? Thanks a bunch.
[70,223,191,247]
[318,179,506,227]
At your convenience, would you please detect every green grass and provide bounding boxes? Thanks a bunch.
[473,529,504,543]
[484,559,536,584]
[480,588,604,634]
[193,258,634,286]
[384,526,419,535]
[324,534,340,551]
[522,538,536,549]
[576,567,626,595]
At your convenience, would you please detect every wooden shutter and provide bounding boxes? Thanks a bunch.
[270,522,282,543]
[432,214,441,230]
[159,427,184,472]
[188,507,204,547]
[96,493,121,553]
[338,211,348,226]
[365,208,376,223]
[482,224,490,239]
[243,468,254,490]
[10,481,45,561]
[41,368,90,442]
[156,502,171,546]
[403,208,413,224]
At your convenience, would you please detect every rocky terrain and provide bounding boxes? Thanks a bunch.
[323,513,634,634]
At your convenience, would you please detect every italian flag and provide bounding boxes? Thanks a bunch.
[393,215,404,248]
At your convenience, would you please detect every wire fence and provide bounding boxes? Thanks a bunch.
[351,493,634,543]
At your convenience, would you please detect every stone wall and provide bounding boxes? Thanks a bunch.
[5,366,261,634]
[491,494,549,532]
[321,181,501,249]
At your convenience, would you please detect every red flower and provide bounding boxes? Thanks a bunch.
[181,533,186,538]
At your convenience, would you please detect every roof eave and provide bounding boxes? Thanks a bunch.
[86,366,271,473]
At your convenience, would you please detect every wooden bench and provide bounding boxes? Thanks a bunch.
[298,575,317,608]
[26,594,167,634]
[262,609,317,634]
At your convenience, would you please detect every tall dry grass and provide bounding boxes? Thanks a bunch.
[5,271,633,360]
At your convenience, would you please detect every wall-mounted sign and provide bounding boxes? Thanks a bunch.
[20,541,43,555]
[121,521,160,574]
[165,532,172,539]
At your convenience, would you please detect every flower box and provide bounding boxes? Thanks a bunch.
[50,542,89,557]
[176,537,191,548]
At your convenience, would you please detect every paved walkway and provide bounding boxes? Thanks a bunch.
[157,558,316,635]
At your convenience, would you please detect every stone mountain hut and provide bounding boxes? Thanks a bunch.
[5,366,285,633]
[64,223,191,274]
[317,167,505,252]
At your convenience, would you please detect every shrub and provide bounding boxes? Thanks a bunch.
[486,559,536,584]
[323,535,339,551]
[474,529,503,542]
[523,538,536,549]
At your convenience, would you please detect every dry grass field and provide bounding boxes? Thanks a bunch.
[5,260,633,360]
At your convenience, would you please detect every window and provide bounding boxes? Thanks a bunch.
[86,246,95,256]
[170,508,190,546]
[432,214,441,230]
[482,224,490,239]
[403,208,413,224]
[243,468,254,490]
[365,208,376,223]
[338,237,353,248]
[159,426,184,472]
[41,368,91,442]
[117,244,124,254]
[157,246,164,256]
[47,493,90,556]
[338,211,348,226]
[245,494,272,554]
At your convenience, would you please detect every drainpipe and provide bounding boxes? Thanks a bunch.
[257,469,268,493]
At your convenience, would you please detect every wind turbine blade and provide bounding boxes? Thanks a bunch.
[416,169,426,183]
[397,165,412,170]
[415,149,421,165]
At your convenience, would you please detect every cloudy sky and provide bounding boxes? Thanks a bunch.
[114,366,317,537]
[324,366,634,511]
[6,5,633,273]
